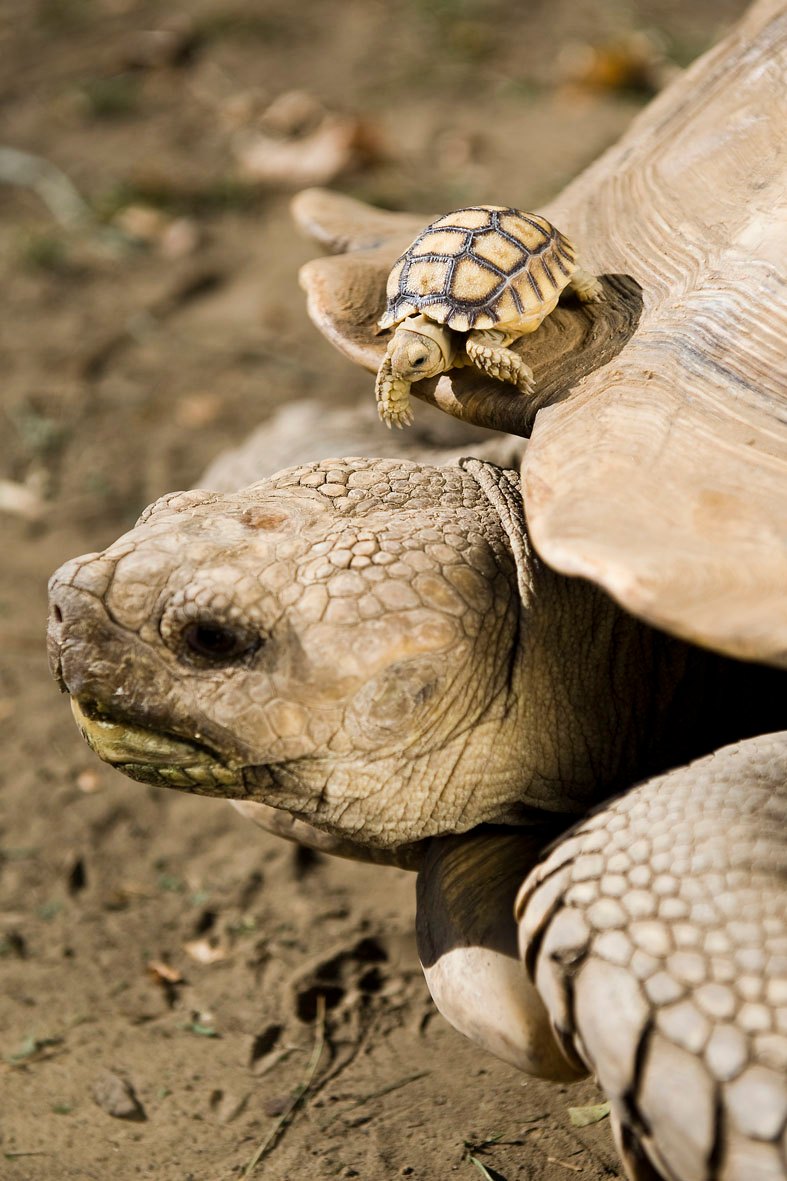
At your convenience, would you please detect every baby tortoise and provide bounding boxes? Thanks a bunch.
[375,205,604,428]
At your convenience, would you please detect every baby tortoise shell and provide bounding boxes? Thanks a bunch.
[379,206,578,334]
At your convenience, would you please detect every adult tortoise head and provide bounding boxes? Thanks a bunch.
[48,453,709,854]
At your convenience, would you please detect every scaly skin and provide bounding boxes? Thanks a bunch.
[568,266,606,303]
[517,734,787,1181]
[376,320,453,429]
[465,329,535,394]
[375,349,415,428]
[48,457,734,854]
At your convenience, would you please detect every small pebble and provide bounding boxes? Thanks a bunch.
[263,1095,291,1117]
[92,1070,146,1120]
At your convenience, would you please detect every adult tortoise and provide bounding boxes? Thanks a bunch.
[47,439,787,1181]
[47,3,787,1180]
[375,205,603,428]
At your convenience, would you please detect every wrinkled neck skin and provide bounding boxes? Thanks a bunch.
[47,456,773,858]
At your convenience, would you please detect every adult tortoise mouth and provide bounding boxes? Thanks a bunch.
[70,697,244,792]
[70,695,432,870]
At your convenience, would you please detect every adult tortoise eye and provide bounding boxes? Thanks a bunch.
[182,621,257,664]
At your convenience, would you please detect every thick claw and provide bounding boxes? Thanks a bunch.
[377,402,413,430]
[375,347,415,430]
[514,371,536,397]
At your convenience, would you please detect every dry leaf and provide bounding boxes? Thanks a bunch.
[0,479,43,520]
[175,392,222,429]
[183,937,229,965]
[147,959,183,985]
[160,217,200,259]
[260,90,325,137]
[113,204,168,244]
[568,1100,611,1127]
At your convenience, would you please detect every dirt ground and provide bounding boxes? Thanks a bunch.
[0,2,750,1179]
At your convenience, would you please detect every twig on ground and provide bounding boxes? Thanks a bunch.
[0,147,93,230]
[463,1133,509,1181]
[242,995,326,1177]
[468,1157,493,1180]
[546,1155,583,1172]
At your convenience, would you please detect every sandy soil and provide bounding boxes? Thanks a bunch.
[0,2,748,1178]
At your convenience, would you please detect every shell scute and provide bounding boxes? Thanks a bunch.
[471,230,526,273]
[450,256,503,304]
[410,228,467,256]
[498,211,553,251]
[536,255,562,294]
[488,287,521,323]
[446,310,471,332]
[384,257,407,303]
[406,259,452,297]
[436,206,500,231]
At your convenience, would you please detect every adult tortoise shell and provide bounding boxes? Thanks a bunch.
[375,205,603,428]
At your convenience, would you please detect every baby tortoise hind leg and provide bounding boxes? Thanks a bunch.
[465,330,535,394]
[568,267,606,302]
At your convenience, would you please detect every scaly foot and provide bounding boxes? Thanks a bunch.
[465,330,535,395]
[375,350,414,428]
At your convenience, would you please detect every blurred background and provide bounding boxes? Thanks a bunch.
[0,2,749,1179]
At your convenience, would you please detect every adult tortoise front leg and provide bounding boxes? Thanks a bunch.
[517,733,787,1181]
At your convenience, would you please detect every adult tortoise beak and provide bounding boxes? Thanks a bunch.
[47,556,252,794]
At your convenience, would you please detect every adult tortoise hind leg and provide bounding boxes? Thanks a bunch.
[517,732,787,1181]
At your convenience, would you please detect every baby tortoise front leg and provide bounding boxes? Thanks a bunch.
[375,338,415,428]
[463,267,604,396]
[465,330,535,395]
